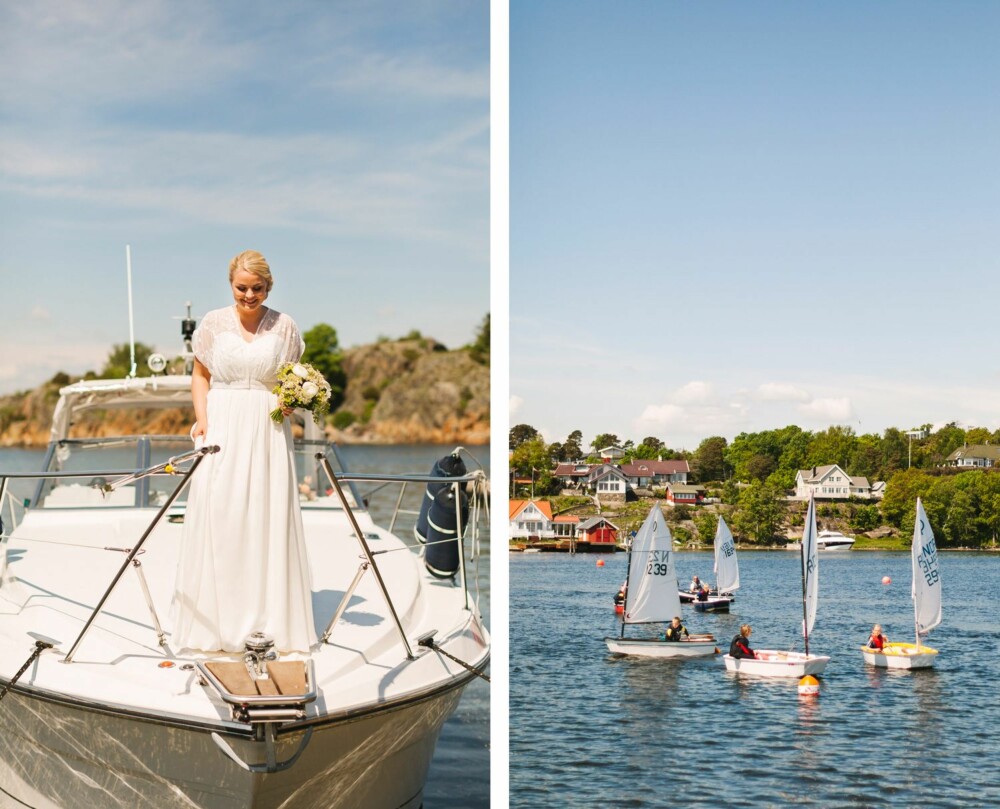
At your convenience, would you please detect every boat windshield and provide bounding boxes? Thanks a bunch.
[25,436,355,512]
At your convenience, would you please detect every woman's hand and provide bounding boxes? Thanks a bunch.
[281,407,294,417]
[191,421,207,440]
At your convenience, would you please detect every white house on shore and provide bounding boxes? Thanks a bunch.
[795,464,881,500]
[584,464,630,498]
[945,444,1000,468]
[620,459,690,488]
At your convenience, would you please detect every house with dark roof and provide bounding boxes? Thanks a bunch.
[553,462,592,489]
[664,482,706,506]
[794,464,873,500]
[577,516,620,550]
[621,459,690,488]
[945,444,1000,469]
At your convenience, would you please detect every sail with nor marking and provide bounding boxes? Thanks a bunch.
[713,517,740,594]
[624,505,682,625]
[912,497,942,635]
[802,495,819,638]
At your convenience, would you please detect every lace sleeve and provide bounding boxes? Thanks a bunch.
[277,313,306,365]
[191,308,225,372]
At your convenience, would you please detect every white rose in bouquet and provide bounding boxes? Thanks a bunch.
[271,362,333,425]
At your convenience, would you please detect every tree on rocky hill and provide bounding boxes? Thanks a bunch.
[468,314,489,365]
[101,342,156,378]
[510,423,540,450]
[510,437,557,496]
[591,433,619,451]
[691,436,727,482]
[731,482,785,543]
[302,323,347,411]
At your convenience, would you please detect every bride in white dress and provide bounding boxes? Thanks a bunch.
[171,250,317,653]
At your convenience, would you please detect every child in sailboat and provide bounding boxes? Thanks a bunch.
[729,624,757,659]
[865,624,889,650]
[664,616,689,642]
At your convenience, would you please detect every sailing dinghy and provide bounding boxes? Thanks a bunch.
[723,495,830,678]
[861,497,940,669]
[689,517,739,613]
[605,505,717,658]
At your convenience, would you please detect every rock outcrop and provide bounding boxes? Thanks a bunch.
[0,338,489,447]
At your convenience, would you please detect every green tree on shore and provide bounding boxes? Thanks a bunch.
[302,323,347,411]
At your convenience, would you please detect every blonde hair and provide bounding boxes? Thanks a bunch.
[740,624,752,635]
[229,250,273,292]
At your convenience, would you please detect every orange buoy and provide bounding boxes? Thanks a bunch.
[882,576,891,585]
[798,675,819,696]
[596,559,605,567]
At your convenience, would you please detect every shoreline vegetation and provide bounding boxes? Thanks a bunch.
[510,424,1000,552]
[0,319,490,448]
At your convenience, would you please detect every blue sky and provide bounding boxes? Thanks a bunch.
[0,1,488,393]
[511,1,1000,452]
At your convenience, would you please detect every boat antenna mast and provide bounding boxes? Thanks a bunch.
[179,301,197,374]
[125,244,137,378]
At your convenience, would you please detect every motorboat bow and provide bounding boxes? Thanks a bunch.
[0,371,490,808]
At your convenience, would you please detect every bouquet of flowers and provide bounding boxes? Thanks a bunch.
[270,362,332,425]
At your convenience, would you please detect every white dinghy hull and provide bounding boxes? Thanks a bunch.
[605,637,717,658]
[723,650,830,678]
[860,642,937,670]
[691,596,733,613]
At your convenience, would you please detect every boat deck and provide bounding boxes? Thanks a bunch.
[0,504,488,729]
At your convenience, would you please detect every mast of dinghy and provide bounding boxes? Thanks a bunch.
[620,535,635,640]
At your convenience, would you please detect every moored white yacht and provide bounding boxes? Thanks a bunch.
[0,354,489,807]
[817,529,856,551]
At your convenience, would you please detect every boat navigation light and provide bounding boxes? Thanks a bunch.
[147,353,167,374]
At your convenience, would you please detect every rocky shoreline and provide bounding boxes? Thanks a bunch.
[0,337,489,447]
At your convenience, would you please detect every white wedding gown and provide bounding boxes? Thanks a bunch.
[170,306,318,653]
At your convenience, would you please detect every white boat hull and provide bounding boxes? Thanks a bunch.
[860,642,937,670]
[691,596,732,613]
[0,681,464,809]
[605,637,718,658]
[723,649,830,677]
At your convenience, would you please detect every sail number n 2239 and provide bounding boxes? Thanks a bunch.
[646,550,670,576]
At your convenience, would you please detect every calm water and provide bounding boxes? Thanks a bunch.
[0,444,490,809]
[511,549,1000,808]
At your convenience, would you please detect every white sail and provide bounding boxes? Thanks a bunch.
[912,498,942,635]
[713,516,740,593]
[802,495,819,637]
[624,504,682,625]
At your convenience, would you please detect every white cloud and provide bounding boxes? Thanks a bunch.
[509,395,524,418]
[323,53,488,101]
[800,397,853,421]
[674,380,714,404]
[755,382,810,402]
[0,338,106,390]
[30,306,50,320]
[635,403,685,427]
